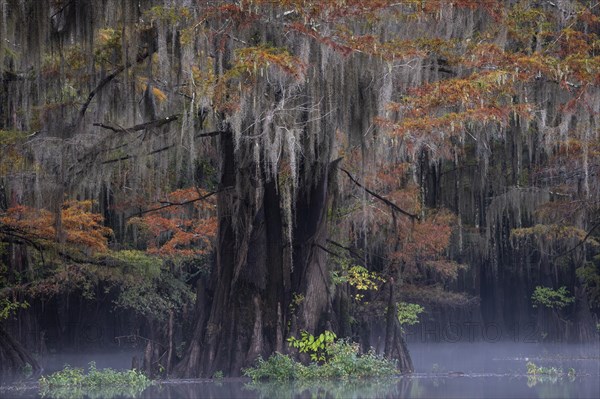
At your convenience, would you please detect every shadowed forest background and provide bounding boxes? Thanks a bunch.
[0,0,599,380]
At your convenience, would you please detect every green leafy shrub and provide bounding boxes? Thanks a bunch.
[287,330,337,362]
[525,362,576,387]
[243,353,301,381]
[0,298,29,320]
[526,361,562,375]
[531,286,574,309]
[244,339,397,381]
[320,340,398,380]
[39,362,151,389]
[396,302,424,331]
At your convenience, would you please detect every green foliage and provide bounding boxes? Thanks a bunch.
[330,253,384,301]
[38,362,151,398]
[526,361,577,388]
[531,286,575,310]
[0,298,29,320]
[288,292,304,313]
[396,302,424,331]
[22,362,33,378]
[212,370,224,380]
[243,353,301,381]
[244,340,397,381]
[0,129,29,145]
[111,250,161,279]
[245,378,402,399]
[315,340,398,380]
[39,362,151,388]
[143,5,191,24]
[112,266,194,322]
[100,250,195,322]
[526,361,563,376]
[287,330,336,362]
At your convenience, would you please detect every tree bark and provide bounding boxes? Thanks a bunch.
[0,324,40,381]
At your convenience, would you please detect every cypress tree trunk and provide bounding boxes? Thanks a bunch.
[0,324,40,380]
[186,129,337,376]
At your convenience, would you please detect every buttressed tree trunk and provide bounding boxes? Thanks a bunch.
[172,4,419,377]
[0,324,40,380]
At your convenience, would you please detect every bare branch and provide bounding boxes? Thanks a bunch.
[93,114,180,134]
[127,187,232,219]
[554,219,600,259]
[74,50,152,128]
[338,167,419,220]
[0,226,46,265]
[196,131,226,138]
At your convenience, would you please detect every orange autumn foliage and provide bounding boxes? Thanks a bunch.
[128,188,217,257]
[0,200,113,253]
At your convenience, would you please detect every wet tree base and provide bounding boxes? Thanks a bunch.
[0,325,40,382]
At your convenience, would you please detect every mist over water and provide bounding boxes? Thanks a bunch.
[2,342,598,398]
[410,342,600,375]
[38,350,143,375]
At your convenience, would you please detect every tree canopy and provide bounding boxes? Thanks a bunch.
[1,0,599,377]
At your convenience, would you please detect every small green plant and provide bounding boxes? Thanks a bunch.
[531,286,575,309]
[212,370,224,380]
[397,302,424,332]
[22,362,33,378]
[288,292,304,313]
[287,330,337,362]
[526,361,561,376]
[526,361,575,387]
[330,254,385,301]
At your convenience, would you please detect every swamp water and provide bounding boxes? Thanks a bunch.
[1,343,598,398]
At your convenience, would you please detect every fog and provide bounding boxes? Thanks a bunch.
[38,349,143,375]
[2,342,598,399]
[409,342,600,375]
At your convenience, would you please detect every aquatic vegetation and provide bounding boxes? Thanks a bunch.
[287,330,337,362]
[212,370,224,380]
[526,361,562,375]
[244,339,397,381]
[245,378,407,399]
[38,362,151,398]
[525,361,576,387]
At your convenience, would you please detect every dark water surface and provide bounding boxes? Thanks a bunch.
[1,342,598,398]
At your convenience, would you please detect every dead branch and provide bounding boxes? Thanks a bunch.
[196,130,226,138]
[555,219,600,259]
[338,167,419,220]
[93,114,181,133]
[74,50,151,128]
[127,187,232,219]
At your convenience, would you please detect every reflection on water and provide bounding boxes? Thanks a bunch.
[121,375,600,399]
[2,375,599,399]
[1,343,598,399]
[38,384,148,399]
